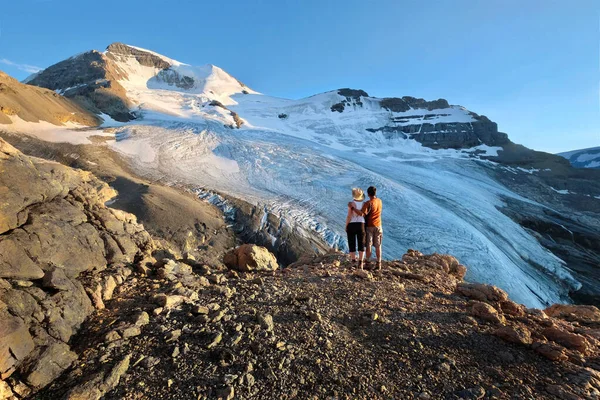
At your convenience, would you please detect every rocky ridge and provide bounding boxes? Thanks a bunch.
[29,250,600,400]
[0,71,99,126]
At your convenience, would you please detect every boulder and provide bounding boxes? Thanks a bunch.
[223,244,278,272]
[531,341,569,362]
[542,327,589,353]
[544,304,600,324]
[493,325,532,345]
[499,300,525,317]
[468,301,505,324]
[457,283,509,303]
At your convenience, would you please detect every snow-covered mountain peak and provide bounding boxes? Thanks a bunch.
[103,42,258,101]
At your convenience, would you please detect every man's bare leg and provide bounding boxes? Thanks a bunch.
[375,246,382,269]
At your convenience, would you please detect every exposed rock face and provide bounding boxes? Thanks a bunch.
[0,138,155,393]
[368,110,509,149]
[329,90,510,149]
[0,71,99,126]
[544,304,600,323]
[105,42,170,70]
[26,50,135,122]
[380,96,449,112]
[223,244,278,272]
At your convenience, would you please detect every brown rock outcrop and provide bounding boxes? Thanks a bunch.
[542,327,589,353]
[544,304,600,324]
[0,138,155,393]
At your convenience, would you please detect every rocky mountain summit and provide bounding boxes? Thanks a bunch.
[1,137,600,400]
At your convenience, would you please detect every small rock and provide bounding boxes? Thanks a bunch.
[105,330,122,343]
[307,311,322,322]
[86,285,105,310]
[121,326,141,339]
[171,346,180,358]
[141,356,160,369]
[353,269,373,280]
[11,381,31,398]
[133,311,150,326]
[542,327,588,353]
[437,362,451,372]
[207,332,223,349]
[102,276,117,301]
[246,373,255,387]
[257,313,274,332]
[166,329,182,342]
[42,268,71,290]
[154,294,185,308]
[13,280,33,288]
[0,380,13,399]
[153,307,163,316]
[193,305,209,315]
[455,386,486,399]
[531,341,568,361]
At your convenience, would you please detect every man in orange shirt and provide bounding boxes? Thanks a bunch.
[349,186,383,269]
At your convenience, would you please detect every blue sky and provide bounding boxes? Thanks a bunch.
[0,0,598,153]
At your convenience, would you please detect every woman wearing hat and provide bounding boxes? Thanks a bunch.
[345,188,366,269]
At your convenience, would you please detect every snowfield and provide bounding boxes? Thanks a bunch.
[15,44,584,308]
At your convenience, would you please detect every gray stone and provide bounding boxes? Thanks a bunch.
[0,310,35,378]
[24,342,78,389]
[64,353,131,400]
[42,267,72,291]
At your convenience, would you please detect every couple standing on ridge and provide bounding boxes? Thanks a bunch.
[345,186,383,270]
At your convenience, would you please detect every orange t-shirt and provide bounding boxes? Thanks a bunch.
[362,198,382,227]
